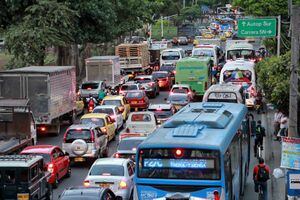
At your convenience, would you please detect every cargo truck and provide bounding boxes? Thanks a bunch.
[0,99,36,155]
[0,66,76,135]
[80,56,122,99]
[115,43,151,74]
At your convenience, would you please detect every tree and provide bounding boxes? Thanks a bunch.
[256,52,291,113]
[4,0,76,67]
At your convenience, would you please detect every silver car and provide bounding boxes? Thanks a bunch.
[62,124,108,163]
[84,158,135,200]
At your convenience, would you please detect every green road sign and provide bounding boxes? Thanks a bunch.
[237,18,277,38]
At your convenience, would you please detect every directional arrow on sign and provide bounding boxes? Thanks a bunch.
[242,22,246,26]
[267,30,272,34]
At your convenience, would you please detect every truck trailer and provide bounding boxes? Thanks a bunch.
[0,66,76,135]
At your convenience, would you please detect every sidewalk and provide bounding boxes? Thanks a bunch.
[264,109,285,200]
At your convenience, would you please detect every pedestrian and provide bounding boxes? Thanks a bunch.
[277,112,288,140]
[273,109,283,140]
[253,157,270,200]
[253,120,266,157]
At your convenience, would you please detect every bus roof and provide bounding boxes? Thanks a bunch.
[177,57,211,64]
[228,43,254,50]
[138,102,247,154]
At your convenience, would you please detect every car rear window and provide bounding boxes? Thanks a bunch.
[90,165,124,176]
[120,85,138,91]
[21,153,51,163]
[102,100,122,106]
[93,108,114,115]
[65,129,92,143]
[131,114,151,122]
[152,72,167,79]
[160,65,175,72]
[81,118,105,127]
[118,139,144,151]
[172,88,189,93]
[126,92,143,99]
[81,83,99,90]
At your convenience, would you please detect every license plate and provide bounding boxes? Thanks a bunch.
[132,101,137,104]
[99,183,111,188]
[74,157,85,162]
[17,193,29,200]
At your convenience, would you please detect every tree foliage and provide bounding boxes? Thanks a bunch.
[256,52,291,112]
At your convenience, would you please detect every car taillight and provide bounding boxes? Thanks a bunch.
[91,131,95,142]
[40,126,46,132]
[101,127,107,133]
[213,190,220,200]
[119,180,127,189]
[47,163,54,173]
[149,82,154,86]
[83,180,90,187]
[138,100,145,103]
[115,153,120,158]
[173,70,176,74]
[63,131,67,143]
[188,91,191,95]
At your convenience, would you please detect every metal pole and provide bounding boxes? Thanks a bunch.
[277,15,281,57]
[161,16,164,39]
[288,6,300,138]
[183,0,186,8]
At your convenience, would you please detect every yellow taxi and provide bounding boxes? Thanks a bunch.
[101,95,130,121]
[202,31,215,39]
[80,113,116,141]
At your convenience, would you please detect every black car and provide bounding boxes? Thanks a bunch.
[59,186,118,200]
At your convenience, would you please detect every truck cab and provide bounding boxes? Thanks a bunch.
[0,155,52,200]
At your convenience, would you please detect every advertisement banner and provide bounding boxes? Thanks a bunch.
[281,137,300,170]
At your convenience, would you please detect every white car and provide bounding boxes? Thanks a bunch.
[84,158,135,200]
[120,111,157,139]
[93,105,124,130]
[171,84,195,100]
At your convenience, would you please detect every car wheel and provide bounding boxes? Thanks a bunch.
[52,175,59,189]
[65,166,71,178]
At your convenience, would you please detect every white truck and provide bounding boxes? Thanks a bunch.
[0,99,36,155]
[0,66,76,135]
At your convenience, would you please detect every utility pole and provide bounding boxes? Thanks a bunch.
[183,0,186,8]
[288,5,300,138]
[277,15,281,57]
[161,16,164,39]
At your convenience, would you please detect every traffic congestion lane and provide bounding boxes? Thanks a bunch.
[37,91,169,199]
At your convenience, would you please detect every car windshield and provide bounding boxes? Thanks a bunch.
[193,49,214,57]
[65,129,92,143]
[126,92,143,99]
[118,139,144,151]
[172,88,189,93]
[162,51,180,60]
[134,78,152,83]
[227,49,255,60]
[81,83,99,90]
[152,72,168,79]
[131,114,152,122]
[168,95,188,102]
[89,165,124,176]
[120,85,138,91]
[179,37,187,40]
[102,100,122,106]
[223,70,252,83]
[81,118,105,127]
[93,108,114,115]
[22,153,51,163]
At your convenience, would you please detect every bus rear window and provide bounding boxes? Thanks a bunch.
[162,52,180,60]
[207,92,238,103]
[223,70,252,83]
[138,148,220,180]
[81,83,99,90]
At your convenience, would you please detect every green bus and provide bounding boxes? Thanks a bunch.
[175,57,213,96]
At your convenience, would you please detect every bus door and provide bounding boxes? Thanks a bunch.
[224,152,233,200]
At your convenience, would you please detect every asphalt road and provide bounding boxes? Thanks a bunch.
[37,91,170,199]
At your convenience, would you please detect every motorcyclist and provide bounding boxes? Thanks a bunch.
[86,94,97,105]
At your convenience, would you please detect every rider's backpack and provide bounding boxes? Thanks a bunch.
[257,165,269,182]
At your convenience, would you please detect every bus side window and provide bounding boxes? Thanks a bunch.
[229,135,240,176]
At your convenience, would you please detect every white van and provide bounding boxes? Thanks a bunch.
[203,83,245,104]
[160,48,185,66]
[192,44,223,66]
[225,41,256,62]
[219,59,256,108]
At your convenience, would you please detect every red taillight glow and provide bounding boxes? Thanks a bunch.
[83,180,90,187]
[119,180,127,189]
[213,190,220,200]
[156,108,162,111]
[173,70,176,74]
[149,82,154,86]
[40,126,46,132]
[87,87,92,90]
[76,128,82,131]
[115,153,120,158]
[175,149,183,157]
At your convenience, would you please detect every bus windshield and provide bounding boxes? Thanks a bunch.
[138,148,220,180]
[193,49,214,58]
[162,51,180,60]
[223,70,252,83]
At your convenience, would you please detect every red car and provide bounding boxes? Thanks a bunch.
[125,90,149,110]
[20,145,71,188]
[152,71,173,90]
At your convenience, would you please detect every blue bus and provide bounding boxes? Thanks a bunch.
[134,102,252,200]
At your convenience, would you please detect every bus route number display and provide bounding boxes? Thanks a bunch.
[208,92,236,100]
[143,158,215,169]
